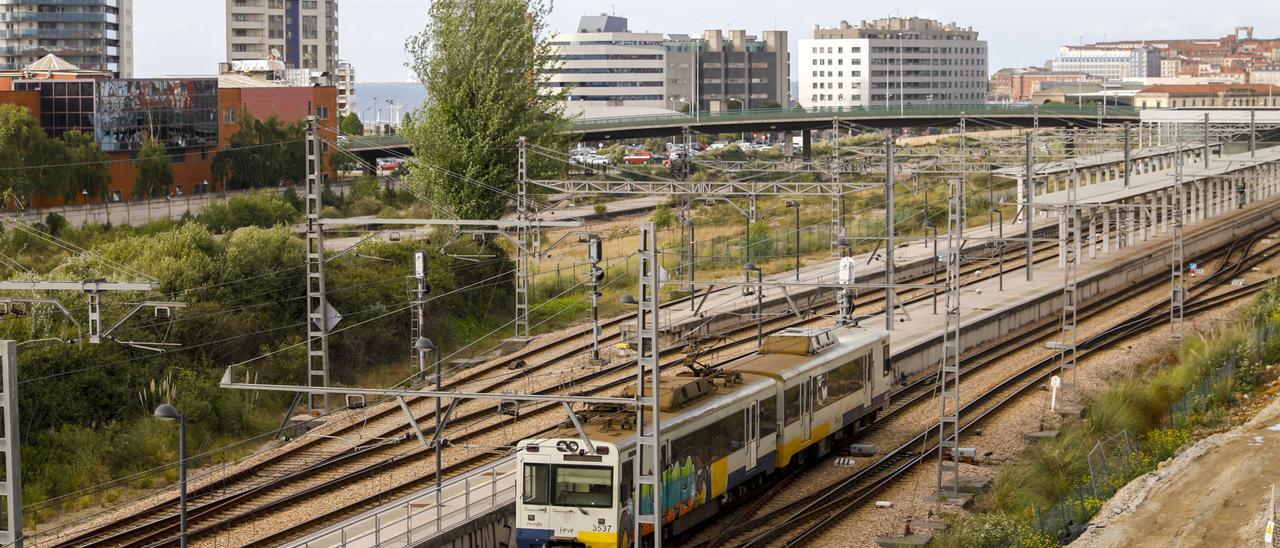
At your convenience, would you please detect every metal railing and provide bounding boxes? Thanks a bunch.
[286,456,517,547]
[338,104,1140,151]
[569,104,1140,131]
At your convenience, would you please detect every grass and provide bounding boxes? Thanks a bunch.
[936,282,1280,546]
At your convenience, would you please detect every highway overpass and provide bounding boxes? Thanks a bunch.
[339,104,1140,162]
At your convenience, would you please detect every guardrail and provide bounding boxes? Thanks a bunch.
[286,456,517,547]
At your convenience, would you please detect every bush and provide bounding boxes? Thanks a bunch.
[197,193,299,233]
[593,204,608,217]
[653,203,673,229]
[44,212,69,237]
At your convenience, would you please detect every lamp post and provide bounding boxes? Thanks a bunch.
[685,219,697,312]
[744,262,763,347]
[728,98,746,141]
[414,336,443,523]
[785,200,801,280]
[897,32,905,116]
[154,404,187,548]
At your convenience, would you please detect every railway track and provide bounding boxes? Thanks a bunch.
[47,235,1062,547]
[700,228,1280,548]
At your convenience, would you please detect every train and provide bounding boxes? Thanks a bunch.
[515,325,893,548]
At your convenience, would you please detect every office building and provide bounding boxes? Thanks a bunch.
[226,0,338,75]
[0,0,133,77]
[664,29,789,112]
[543,15,665,110]
[1054,45,1161,81]
[798,17,988,109]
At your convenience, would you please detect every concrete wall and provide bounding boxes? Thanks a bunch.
[424,506,515,548]
[893,194,1280,379]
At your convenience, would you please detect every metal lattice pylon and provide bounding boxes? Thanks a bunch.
[1171,143,1186,340]
[831,120,846,254]
[304,116,331,413]
[938,175,964,498]
[1057,169,1081,396]
[515,137,531,339]
[633,222,663,546]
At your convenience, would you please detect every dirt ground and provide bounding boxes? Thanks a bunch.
[1071,384,1280,548]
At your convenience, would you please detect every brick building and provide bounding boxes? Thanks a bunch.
[0,55,336,207]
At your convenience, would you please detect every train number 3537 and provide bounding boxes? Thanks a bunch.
[592,524,612,532]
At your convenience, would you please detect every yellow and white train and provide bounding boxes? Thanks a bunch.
[516,326,892,548]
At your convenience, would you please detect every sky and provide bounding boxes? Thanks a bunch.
[134,1,1280,82]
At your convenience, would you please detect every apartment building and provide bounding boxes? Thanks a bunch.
[225,0,338,75]
[798,17,987,109]
[543,15,665,109]
[0,0,133,77]
[664,29,789,112]
[335,59,354,116]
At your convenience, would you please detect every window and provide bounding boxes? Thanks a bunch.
[302,15,317,39]
[760,398,777,437]
[302,0,318,8]
[552,465,613,508]
[268,0,283,8]
[784,385,802,425]
[317,105,329,120]
[522,463,549,505]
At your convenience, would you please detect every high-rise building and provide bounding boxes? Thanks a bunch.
[335,60,354,116]
[543,15,665,109]
[798,17,988,109]
[0,0,133,77]
[664,29,789,112]
[226,0,338,76]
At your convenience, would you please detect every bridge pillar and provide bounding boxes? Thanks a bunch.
[802,129,812,161]
[783,131,794,158]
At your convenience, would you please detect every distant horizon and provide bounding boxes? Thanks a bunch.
[133,1,1278,82]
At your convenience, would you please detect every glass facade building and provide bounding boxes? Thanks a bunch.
[13,77,219,152]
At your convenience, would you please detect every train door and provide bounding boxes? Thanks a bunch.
[520,454,552,526]
[800,377,814,441]
[745,401,759,468]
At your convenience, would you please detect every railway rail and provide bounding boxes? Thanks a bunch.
[48,234,1062,547]
[699,227,1280,548]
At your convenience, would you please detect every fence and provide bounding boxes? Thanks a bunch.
[1030,356,1241,543]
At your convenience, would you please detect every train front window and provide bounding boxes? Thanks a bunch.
[552,465,614,508]
[523,463,550,505]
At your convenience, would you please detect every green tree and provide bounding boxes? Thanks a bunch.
[339,112,364,136]
[211,111,306,190]
[62,130,111,202]
[133,136,174,199]
[0,104,69,206]
[403,0,574,219]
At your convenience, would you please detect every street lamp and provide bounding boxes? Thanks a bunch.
[413,336,444,524]
[744,262,763,347]
[685,219,697,311]
[897,32,905,116]
[154,404,187,548]
[785,201,801,280]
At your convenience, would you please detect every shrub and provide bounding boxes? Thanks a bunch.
[593,204,608,217]
[198,193,299,233]
[44,212,68,237]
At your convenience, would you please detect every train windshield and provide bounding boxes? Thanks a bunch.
[552,465,614,508]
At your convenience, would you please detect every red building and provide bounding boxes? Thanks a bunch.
[0,55,337,208]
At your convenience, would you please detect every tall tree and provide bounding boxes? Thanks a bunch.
[134,136,174,199]
[339,112,364,136]
[211,110,306,190]
[62,130,111,202]
[0,104,69,206]
[404,0,573,220]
